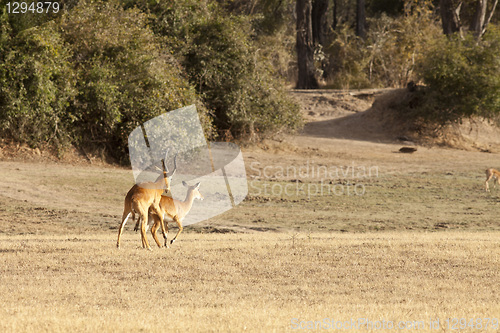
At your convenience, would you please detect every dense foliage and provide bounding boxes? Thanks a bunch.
[319,0,500,124]
[126,0,301,140]
[0,0,300,161]
[0,21,77,148]
[59,1,210,159]
[325,2,441,89]
[408,26,500,124]
[1,0,499,157]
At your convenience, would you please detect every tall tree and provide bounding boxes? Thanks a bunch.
[440,0,498,39]
[356,0,366,39]
[439,0,463,36]
[296,0,318,89]
[312,0,328,46]
[332,0,338,31]
[470,0,499,40]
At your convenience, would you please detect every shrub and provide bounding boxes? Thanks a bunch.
[409,26,500,124]
[325,1,440,89]
[325,26,372,89]
[127,0,302,140]
[0,21,77,148]
[1,0,301,159]
[365,2,440,88]
[59,0,213,161]
[0,0,214,161]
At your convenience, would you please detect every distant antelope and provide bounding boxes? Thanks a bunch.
[485,168,500,192]
[135,181,203,247]
[116,150,177,250]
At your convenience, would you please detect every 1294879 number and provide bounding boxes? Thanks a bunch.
[6,2,59,14]
[445,318,499,330]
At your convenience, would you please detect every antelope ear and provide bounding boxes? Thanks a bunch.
[195,182,201,189]
[182,181,188,187]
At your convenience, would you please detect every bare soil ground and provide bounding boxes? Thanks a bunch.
[1,90,500,331]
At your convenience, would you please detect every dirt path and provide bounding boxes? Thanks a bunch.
[244,89,500,178]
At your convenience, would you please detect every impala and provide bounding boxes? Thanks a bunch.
[116,150,177,250]
[485,168,500,192]
[135,181,203,247]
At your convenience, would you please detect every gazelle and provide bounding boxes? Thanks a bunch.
[485,168,500,192]
[116,150,177,250]
[134,181,203,247]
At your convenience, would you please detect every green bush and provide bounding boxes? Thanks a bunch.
[0,21,77,148]
[127,0,302,140]
[0,0,301,160]
[188,13,302,139]
[59,0,212,161]
[410,26,500,124]
[0,0,213,161]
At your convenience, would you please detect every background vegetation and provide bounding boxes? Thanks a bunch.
[0,0,301,162]
[395,26,500,127]
[293,0,499,126]
[0,0,499,161]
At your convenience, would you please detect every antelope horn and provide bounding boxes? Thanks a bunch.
[162,148,170,174]
[167,154,177,178]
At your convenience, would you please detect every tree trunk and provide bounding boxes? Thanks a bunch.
[470,0,487,38]
[470,0,498,40]
[332,0,338,31]
[356,0,366,39]
[312,0,328,46]
[296,0,318,89]
[439,0,463,35]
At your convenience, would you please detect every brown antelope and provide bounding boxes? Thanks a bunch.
[134,181,203,247]
[116,150,177,250]
[485,168,500,192]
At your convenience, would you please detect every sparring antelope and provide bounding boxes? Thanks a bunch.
[134,181,203,247]
[485,168,500,192]
[116,150,177,250]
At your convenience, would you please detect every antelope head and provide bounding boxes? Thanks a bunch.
[182,181,203,201]
[154,149,178,193]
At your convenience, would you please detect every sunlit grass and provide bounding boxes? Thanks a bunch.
[0,232,499,332]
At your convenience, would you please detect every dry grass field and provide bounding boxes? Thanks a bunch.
[1,91,500,332]
[1,233,499,332]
